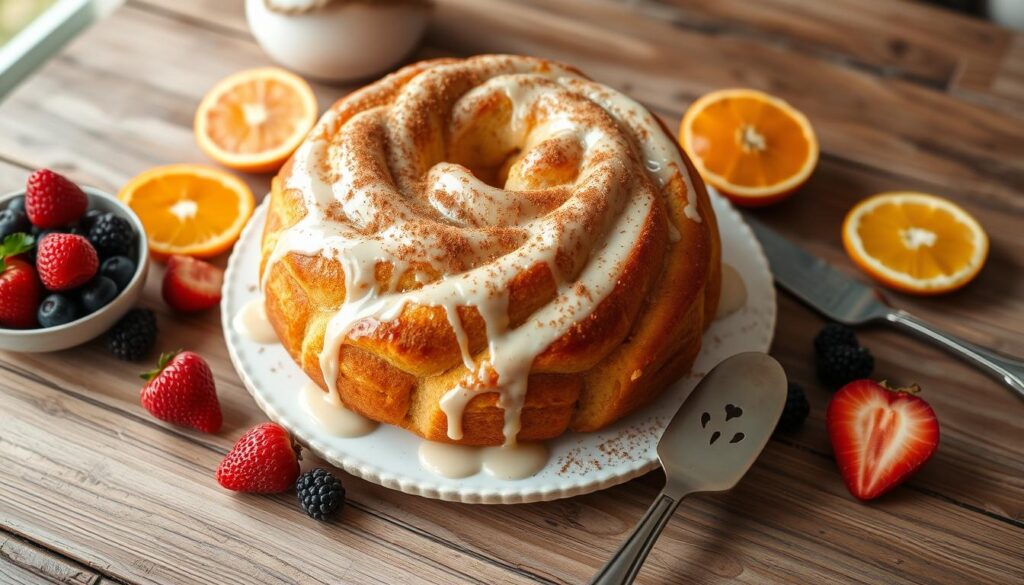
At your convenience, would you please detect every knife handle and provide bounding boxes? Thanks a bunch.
[885,310,1024,401]
[589,491,683,585]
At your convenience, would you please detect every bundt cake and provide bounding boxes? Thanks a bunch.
[260,55,721,446]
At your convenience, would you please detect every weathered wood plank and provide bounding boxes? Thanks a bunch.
[0,532,101,585]
[0,154,1020,579]
[955,33,1024,117]
[0,2,1021,584]
[647,0,1013,87]
[0,367,536,585]
[127,0,1024,211]
[0,0,1018,520]
[3,360,1023,585]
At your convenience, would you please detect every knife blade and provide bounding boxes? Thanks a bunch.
[743,213,1024,400]
[744,215,889,325]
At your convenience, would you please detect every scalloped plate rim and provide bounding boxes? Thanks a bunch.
[220,188,774,504]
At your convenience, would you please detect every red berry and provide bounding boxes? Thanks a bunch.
[0,234,41,328]
[140,351,222,433]
[162,255,223,313]
[827,380,940,501]
[216,422,301,493]
[35,233,99,291]
[25,169,88,228]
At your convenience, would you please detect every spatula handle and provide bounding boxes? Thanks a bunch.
[885,310,1024,401]
[589,491,682,585]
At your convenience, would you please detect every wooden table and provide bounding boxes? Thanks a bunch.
[1,1,1022,583]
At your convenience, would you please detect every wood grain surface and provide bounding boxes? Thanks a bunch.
[0,1,1021,583]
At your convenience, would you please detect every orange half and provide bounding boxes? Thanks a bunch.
[680,88,818,206]
[119,164,255,261]
[195,67,318,173]
[842,192,988,295]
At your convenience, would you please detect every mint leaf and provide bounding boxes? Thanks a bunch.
[0,232,34,271]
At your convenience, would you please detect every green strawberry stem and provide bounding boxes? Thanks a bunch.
[140,350,183,381]
[0,233,34,272]
[878,380,922,395]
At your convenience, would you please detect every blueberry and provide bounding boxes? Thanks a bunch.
[79,209,103,232]
[79,277,119,313]
[37,294,82,327]
[7,196,26,214]
[100,256,136,292]
[0,208,29,240]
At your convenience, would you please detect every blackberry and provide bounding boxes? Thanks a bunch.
[106,308,157,361]
[88,212,135,258]
[814,323,858,355]
[296,468,345,521]
[775,382,810,432]
[817,344,874,389]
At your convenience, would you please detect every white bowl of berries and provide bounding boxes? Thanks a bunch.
[0,170,149,352]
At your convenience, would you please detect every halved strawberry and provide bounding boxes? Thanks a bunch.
[826,380,939,501]
[162,255,223,313]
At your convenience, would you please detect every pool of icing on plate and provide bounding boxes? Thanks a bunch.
[716,264,747,319]
[418,440,549,480]
[232,298,278,344]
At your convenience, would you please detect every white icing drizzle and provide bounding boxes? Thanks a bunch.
[232,298,279,344]
[301,381,378,437]
[261,56,702,446]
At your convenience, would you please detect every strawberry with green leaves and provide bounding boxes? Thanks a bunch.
[0,233,40,329]
[140,350,222,433]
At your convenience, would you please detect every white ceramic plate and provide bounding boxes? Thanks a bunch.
[221,190,775,503]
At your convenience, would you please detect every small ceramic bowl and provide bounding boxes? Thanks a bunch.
[0,187,149,352]
[246,0,431,82]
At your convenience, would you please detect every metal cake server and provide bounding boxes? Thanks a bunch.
[590,352,787,585]
[746,216,1024,401]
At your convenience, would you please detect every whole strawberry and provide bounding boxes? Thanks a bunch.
[140,350,222,433]
[36,233,99,291]
[216,423,301,493]
[0,234,40,328]
[25,169,88,228]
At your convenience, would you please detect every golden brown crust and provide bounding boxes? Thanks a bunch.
[261,55,721,446]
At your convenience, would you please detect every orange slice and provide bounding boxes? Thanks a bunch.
[119,164,255,261]
[679,88,818,206]
[842,192,988,295]
[194,68,318,173]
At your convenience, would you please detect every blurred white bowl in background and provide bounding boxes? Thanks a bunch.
[245,0,430,83]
